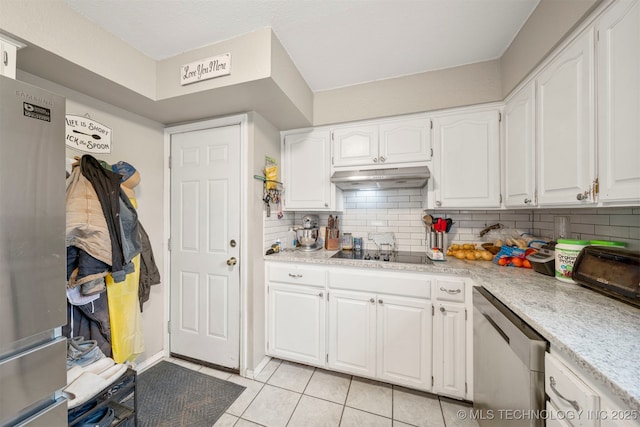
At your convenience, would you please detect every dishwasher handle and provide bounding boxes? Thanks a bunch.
[482,312,510,344]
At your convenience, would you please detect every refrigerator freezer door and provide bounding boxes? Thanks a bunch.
[0,75,66,350]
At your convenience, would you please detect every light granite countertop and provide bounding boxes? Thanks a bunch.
[265,249,640,411]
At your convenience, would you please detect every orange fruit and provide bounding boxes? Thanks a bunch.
[497,257,510,266]
[523,259,532,269]
[511,258,523,267]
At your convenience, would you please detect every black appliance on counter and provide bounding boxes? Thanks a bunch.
[526,241,556,276]
[331,250,433,265]
[572,246,640,308]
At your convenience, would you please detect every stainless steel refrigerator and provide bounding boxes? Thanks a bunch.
[0,75,68,426]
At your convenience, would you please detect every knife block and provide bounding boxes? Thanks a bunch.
[325,229,340,250]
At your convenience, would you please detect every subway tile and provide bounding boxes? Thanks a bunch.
[594,225,630,239]
[397,188,422,196]
[571,223,595,234]
[499,213,531,221]
[610,215,640,227]
[378,203,400,209]
[572,214,610,225]
[597,207,634,215]
[357,202,378,209]
[399,202,421,208]
[388,196,411,202]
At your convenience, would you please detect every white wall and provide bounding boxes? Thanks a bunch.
[19,71,167,364]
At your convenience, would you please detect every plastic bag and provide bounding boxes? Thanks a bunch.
[493,245,533,268]
[106,254,145,363]
[264,156,278,190]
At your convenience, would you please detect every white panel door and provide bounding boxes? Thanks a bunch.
[433,302,466,399]
[597,0,640,203]
[376,295,432,390]
[328,290,376,377]
[331,125,379,167]
[504,82,537,207]
[267,283,325,367]
[433,109,501,208]
[536,29,596,206]
[379,117,432,165]
[170,124,240,369]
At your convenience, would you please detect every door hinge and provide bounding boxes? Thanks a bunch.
[465,382,468,394]
[432,305,435,316]
[327,292,329,300]
[326,354,329,363]
[499,194,503,204]
[167,320,171,334]
[168,155,172,169]
[331,156,334,165]
[465,308,468,321]
[331,131,334,141]
[267,285,269,294]
[432,376,434,387]
[430,120,433,130]
[168,238,171,251]
[430,148,433,158]
[593,177,599,197]
[498,112,502,122]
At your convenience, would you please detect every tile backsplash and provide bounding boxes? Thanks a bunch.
[264,189,640,252]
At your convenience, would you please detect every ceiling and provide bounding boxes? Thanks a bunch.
[61,0,540,92]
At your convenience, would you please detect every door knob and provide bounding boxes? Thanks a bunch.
[379,156,386,163]
[226,257,237,266]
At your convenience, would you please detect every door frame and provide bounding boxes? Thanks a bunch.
[163,114,249,375]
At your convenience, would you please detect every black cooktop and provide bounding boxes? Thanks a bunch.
[331,250,433,265]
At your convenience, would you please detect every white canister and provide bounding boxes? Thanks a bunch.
[554,239,589,283]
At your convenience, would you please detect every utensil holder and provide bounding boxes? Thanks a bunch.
[325,229,340,250]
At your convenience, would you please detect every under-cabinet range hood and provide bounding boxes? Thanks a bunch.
[331,166,430,190]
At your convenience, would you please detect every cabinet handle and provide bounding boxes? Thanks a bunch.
[440,306,446,312]
[440,287,461,294]
[373,157,378,163]
[378,299,383,304]
[435,201,442,207]
[379,156,386,163]
[3,51,7,66]
[370,298,375,303]
[288,273,303,278]
[549,376,581,412]
[524,198,531,204]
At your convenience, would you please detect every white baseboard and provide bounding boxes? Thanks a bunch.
[134,351,165,373]
[245,356,271,379]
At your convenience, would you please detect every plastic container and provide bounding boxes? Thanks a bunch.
[589,240,626,248]
[341,232,353,250]
[287,228,297,250]
[555,239,589,283]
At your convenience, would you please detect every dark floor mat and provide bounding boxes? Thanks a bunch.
[136,361,245,427]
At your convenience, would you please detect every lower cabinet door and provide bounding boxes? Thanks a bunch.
[328,290,376,377]
[376,295,432,390]
[433,302,466,399]
[267,283,326,367]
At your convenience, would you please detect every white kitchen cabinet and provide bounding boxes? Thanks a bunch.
[432,278,469,400]
[431,107,501,208]
[504,82,537,207]
[328,289,432,390]
[596,0,640,204]
[266,263,327,367]
[0,35,21,79]
[536,28,596,206]
[331,116,431,168]
[281,129,342,211]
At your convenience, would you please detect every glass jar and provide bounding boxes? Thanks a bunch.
[341,232,353,250]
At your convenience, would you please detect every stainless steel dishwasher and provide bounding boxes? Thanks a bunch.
[473,286,547,426]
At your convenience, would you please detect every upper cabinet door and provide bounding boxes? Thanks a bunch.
[536,28,596,206]
[332,125,379,167]
[597,0,640,204]
[379,117,432,165]
[432,108,501,209]
[282,129,332,210]
[504,82,536,208]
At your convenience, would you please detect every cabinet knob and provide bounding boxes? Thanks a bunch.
[318,292,324,298]
[370,298,375,303]
[576,193,586,201]
[378,299,383,304]
[324,203,328,207]
[440,306,446,313]
[373,157,378,163]
[435,201,442,207]
[379,156,386,163]
[524,198,531,204]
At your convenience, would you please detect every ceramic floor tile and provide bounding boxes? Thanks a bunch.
[304,369,352,404]
[266,360,314,393]
[242,384,301,427]
[254,358,282,383]
[393,387,444,427]
[199,365,232,381]
[340,407,392,427]
[212,413,239,427]
[345,377,393,418]
[440,398,479,427]
[234,419,264,427]
[225,375,265,417]
[288,395,344,427]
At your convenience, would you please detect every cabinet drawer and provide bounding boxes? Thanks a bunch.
[329,268,430,298]
[435,279,465,303]
[268,263,326,287]
[545,352,599,427]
